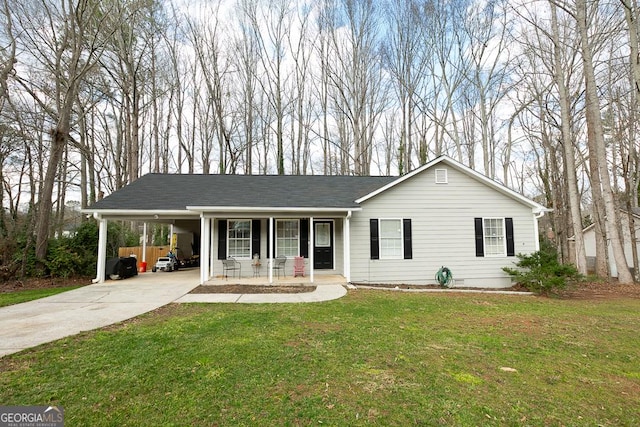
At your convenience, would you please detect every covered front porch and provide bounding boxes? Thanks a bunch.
[194,209,355,285]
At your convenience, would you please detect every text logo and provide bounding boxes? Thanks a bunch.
[0,406,64,427]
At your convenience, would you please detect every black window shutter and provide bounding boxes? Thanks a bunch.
[370,219,379,260]
[252,219,261,258]
[403,218,412,259]
[300,218,309,258]
[505,217,515,256]
[474,218,484,257]
[217,219,227,260]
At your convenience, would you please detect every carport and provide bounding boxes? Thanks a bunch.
[88,210,201,283]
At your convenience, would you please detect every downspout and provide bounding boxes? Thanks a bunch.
[534,209,546,252]
[93,212,107,283]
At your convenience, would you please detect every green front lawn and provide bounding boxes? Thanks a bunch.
[1,290,639,426]
[0,286,82,308]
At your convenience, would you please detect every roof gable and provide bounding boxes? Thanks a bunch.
[355,155,548,213]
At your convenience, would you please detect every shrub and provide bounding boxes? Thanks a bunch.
[12,232,39,277]
[4,219,142,279]
[52,220,140,277]
[503,241,582,295]
[46,243,84,278]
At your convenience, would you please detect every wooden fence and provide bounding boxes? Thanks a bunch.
[118,246,171,266]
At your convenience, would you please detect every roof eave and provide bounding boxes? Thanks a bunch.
[81,209,196,221]
[186,206,362,213]
[82,208,192,216]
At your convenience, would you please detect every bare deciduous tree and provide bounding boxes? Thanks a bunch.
[12,0,114,266]
[326,0,387,175]
[575,0,633,283]
[549,1,588,274]
[383,0,428,173]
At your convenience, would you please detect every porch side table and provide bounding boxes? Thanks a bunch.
[252,262,261,278]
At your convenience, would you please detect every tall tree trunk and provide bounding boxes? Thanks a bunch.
[588,156,610,277]
[550,2,587,274]
[35,126,68,262]
[622,0,640,96]
[622,0,640,280]
[576,0,633,283]
[35,0,88,264]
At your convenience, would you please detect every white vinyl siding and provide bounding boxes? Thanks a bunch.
[228,220,251,259]
[349,165,538,288]
[379,219,403,259]
[483,218,506,256]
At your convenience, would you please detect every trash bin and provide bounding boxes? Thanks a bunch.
[106,257,138,279]
[139,261,147,273]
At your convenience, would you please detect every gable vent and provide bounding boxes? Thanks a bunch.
[435,168,448,184]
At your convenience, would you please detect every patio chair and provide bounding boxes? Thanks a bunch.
[273,255,287,278]
[293,256,305,277]
[222,257,241,279]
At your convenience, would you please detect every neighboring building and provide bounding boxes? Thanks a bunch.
[581,210,640,277]
[84,156,549,288]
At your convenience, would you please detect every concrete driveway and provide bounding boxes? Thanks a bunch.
[0,269,200,358]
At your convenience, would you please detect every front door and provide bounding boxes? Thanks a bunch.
[313,221,333,269]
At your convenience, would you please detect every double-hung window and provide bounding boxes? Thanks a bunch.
[276,219,299,257]
[474,217,514,257]
[369,218,412,260]
[228,220,251,259]
[483,218,505,256]
[379,219,403,259]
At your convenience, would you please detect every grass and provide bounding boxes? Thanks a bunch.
[0,286,82,308]
[1,290,639,426]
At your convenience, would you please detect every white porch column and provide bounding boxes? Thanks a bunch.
[142,222,147,263]
[93,215,107,283]
[209,217,215,278]
[200,214,211,284]
[344,211,352,282]
[199,214,205,284]
[269,217,274,284]
[309,217,314,283]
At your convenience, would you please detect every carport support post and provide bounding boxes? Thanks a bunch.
[142,222,147,263]
[94,215,107,283]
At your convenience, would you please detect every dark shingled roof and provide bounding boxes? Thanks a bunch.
[89,174,398,211]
